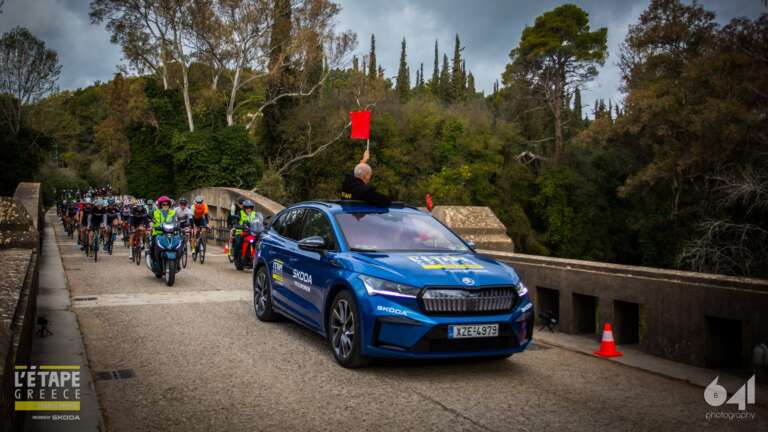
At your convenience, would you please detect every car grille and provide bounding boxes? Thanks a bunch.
[420,286,517,315]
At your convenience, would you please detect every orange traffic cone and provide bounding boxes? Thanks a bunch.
[224,245,229,254]
[594,323,623,358]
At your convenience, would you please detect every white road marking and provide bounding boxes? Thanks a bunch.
[72,290,251,308]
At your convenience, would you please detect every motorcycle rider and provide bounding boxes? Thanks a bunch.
[233,200,263,263]
[150,196,177,268]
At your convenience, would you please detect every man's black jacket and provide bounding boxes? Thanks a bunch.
[340,174,392,207]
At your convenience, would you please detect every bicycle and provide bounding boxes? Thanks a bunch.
[130,226,147,266]
[103,225,115,255]
[179,224,191,269]
[192,226,207,264]
[91,227,101,262]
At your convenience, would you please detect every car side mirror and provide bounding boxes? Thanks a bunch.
[298,236,326,252]
[466,240,476,251]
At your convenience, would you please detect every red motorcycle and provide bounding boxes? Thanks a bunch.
[233,223,261,271]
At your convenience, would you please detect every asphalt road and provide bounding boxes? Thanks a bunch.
[52,222,766,432]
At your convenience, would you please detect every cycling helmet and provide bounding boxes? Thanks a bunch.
[243,200,255,208]
[178,197,188,204]
[194,195,204,203]
[84,197,92,204]
[156,196,172,206]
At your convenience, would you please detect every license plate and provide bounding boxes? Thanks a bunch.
[448,324,499,339]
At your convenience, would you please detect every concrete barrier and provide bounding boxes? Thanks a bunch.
[0,183,41,432]
[480,249,768,373]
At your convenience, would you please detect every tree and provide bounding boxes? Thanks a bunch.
[450,34,464,101]
[368,33,376,81]
[573,87,582,121]
[504,4,607,163]
[0,27,61,135]
[431,39,439,91]
[466,71,475,95]
[90,0,173,90]
[395,37,410,101]
[439,53,450,101]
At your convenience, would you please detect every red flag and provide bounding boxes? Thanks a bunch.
[425,193,434,212]
[350,111,371,140]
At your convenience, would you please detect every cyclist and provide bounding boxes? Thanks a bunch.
[174,197,194,249]
[128,201,149,260]
[150,196,176,267]
[232,200,263,262]
[78,198,93,249]
[87,200,107,256]
[227,198,246,259]
[66,200,78,234]
[191,196,209,257]
[104,199,121,253]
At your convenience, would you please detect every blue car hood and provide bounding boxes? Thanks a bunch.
[343,251,520,288]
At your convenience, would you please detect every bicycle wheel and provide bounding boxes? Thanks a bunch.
[199,235,206,264]
[93,233,99,262]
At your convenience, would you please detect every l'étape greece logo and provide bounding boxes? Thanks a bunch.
[14,365,81,412]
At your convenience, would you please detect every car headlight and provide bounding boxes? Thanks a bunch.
[359,275,421,298]
[515,281,528,297]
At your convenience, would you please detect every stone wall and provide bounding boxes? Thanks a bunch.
[481,250,768,372]
[430,206,514,252]
[0,184,41,432]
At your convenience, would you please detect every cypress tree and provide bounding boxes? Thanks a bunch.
[419,62,424,88]
[467,71,475,96]
[451,34,464,101]
[368,34,377,81]
[352,55,359,72]
[431,40,439,91]
[395,37,410,101]
[573,87,582,121]
[439,53,450,101]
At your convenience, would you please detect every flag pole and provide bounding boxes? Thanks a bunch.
[367,138,370,154]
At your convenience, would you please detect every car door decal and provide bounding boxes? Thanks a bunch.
[271,259,284,282]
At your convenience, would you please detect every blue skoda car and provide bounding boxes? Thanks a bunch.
[253,200,534,368]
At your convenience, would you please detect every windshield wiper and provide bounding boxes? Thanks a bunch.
[351,247,381,252]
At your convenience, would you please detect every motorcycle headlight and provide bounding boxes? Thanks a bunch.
[515,281,528,297]
[359,275,421,298]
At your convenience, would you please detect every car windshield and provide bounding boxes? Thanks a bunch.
[334,211,469,252]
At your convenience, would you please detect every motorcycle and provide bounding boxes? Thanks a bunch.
[233,221,263,271]
[146,222,183,286]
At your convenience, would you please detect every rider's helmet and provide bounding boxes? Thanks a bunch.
[178,197,188,205]
[156,196,171,207]
[243,200,255,209]
[194,195,204,204]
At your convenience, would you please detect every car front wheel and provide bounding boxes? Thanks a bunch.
[328,290,369,368]
[253,266,277,322]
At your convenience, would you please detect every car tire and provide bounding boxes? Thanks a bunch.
[328,290,369,368]
[253,266,277,322]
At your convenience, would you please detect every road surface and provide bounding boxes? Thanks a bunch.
[49,218,766,431]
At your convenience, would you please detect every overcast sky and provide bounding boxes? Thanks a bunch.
[0,0,765,110]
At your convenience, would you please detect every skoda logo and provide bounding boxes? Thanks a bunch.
[462,277,475,286]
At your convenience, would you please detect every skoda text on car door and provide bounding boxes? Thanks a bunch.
[253,200,534,368]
